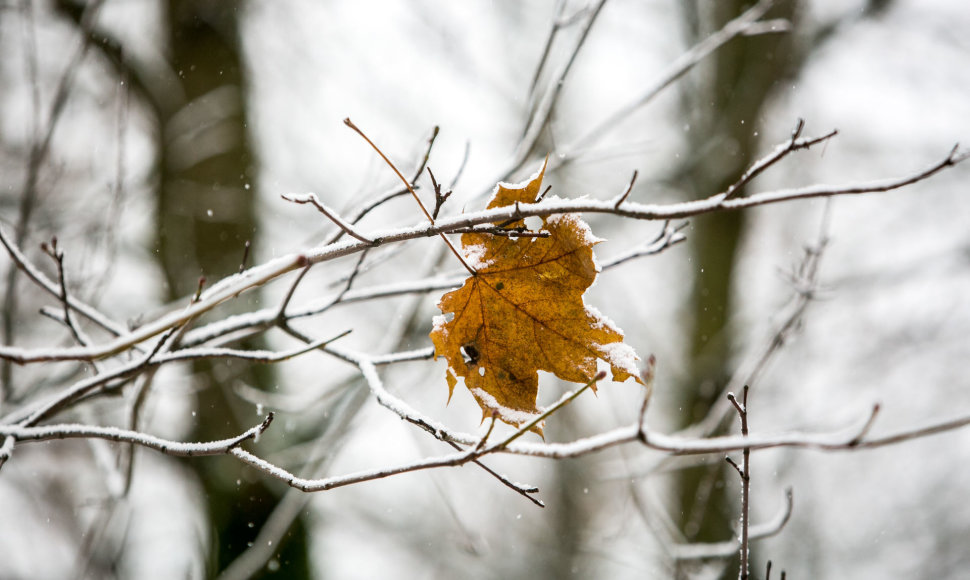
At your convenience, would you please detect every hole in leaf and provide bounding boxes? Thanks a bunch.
[461,344,479,365]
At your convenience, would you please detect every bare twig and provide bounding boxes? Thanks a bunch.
[6,326,183,427]
[490,371,605,449]
[0,223,132,339]
[238,240,252,273]
[222,373,604,494]
[727,386,752,580]
[524,0,569,107]
[721,119,839,200]
[282,193,374,244]
[600,221,688,269]
[40,237,90,348]
[613,170,639,208]
[427,167,453,220]
[151,330,350,365]
[274,263,312,322]
[0,253,308,363]
[344,118,475,275]
[0,435,15,470]
[326,128,439,243]
[443,439,544,508]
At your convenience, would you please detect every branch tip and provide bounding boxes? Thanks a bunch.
[613,169,638,208]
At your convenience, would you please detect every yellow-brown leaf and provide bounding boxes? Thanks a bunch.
[430,161,642,431]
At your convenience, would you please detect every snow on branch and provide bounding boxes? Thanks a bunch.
[0,143,962,366]
[0,414,274,457]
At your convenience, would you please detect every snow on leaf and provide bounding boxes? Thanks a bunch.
[430,160,643,433]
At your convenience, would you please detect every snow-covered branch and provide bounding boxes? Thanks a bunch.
[0,143,961,366]
[0,414,274,456]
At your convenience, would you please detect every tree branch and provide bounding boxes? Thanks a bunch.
[1,414,274,457]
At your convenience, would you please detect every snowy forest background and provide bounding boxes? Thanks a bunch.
[1,1,969,578]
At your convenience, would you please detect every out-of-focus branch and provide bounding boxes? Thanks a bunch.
[2,0,108,396]
[599,221,689,269]
[671,488,793,560]
[513,0,609,171]
[681,198,833,441]
[557,0,787,167]
[0,252,308,363]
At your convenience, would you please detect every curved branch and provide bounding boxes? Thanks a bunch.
[1,414,274,457]
[671,487,794,560]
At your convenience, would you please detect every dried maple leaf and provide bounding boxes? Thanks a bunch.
[430,160,642,431]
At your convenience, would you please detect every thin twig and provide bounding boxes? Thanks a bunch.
[7,326,183,427]
[600,221,688,269]
[681,199,832,440]
[221,373,605,494]
[613,169,639,208]
[721,119,839,200]
[325,126,439,245]
[490,371,605,449]
[0,224,132,339]
[41,237,90,348]
[344,118,475,275]
[427,167,453,220]
[443,439,544,508]
[238,240,251,273]
[0,253,308,363]
[727,386,751,580]
[282,193,373,244]
[151,330,351,365]
[275,263,312,322]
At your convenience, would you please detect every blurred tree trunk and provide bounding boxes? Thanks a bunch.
[52,0,311,575]
[154,2,310,577]
[673,1,798,576]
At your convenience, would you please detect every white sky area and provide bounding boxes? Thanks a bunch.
[0,0,968,578]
